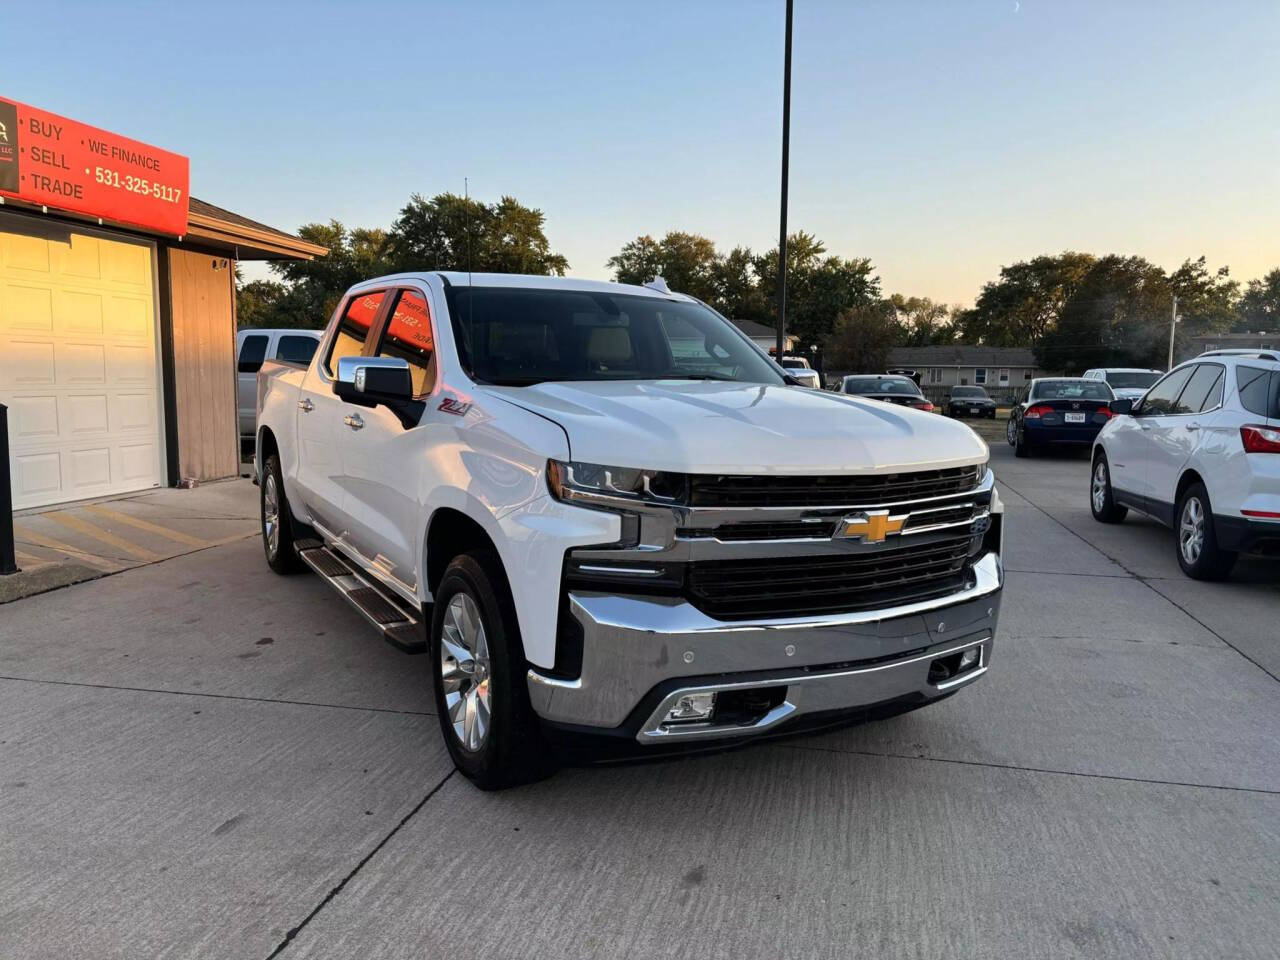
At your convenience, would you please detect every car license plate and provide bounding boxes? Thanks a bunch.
[1065,412,1086,423]
[970,407,981,414]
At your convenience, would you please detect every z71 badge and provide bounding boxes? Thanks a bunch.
[438,397,472,417]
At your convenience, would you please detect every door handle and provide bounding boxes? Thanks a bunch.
[298,398,314,412]
[343,413,364,431]
[1185,424,1199,431]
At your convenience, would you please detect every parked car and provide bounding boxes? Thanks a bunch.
[1006,377,1116,457]
[840,374,934,411]
[1090,350,1280,579]
[1082,367,1163,402]
[946,385,997,419]
[236,329,322,440]
[780,355,821,388]
[255,273,1003,789]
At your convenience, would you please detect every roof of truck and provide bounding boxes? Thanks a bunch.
[351,271,692,301]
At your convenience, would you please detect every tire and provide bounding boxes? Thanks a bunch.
[1090,453,1128,523]
[1006,417,1017,447]
[1012,419,1033,457]
[430,551,555,790]
[261,453,302,574]
[1175,483,1237,581]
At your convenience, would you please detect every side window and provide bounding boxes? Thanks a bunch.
[975,367,987,384]
[1237,365,1279,418]
[1178,364,1224,414]
[376,289,436,397]
[1140,366,1195,415]
[238,334,268,374]
[325,291,386,377]
[275,335,320,364]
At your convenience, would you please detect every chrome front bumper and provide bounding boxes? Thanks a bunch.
[527,550,1002,744]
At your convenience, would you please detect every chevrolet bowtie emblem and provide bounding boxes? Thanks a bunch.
[836,510,904,544]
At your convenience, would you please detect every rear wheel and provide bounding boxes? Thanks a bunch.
[1006,417,1017,446]
[261,453,302,574]
[1175,483,1237,581]
[1090,453,1127,523]
[1013,419,1033,457]
[430,551,554,790]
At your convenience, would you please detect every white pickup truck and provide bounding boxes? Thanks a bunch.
[255,273,1003,789]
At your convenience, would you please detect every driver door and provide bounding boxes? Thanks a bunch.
[1119,365,1196,514]
[340,285,442,593]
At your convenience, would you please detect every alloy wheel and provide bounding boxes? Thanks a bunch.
[1179,496,1205,566]
[1006,418,1016,445]
[1092,461,1109,513]
[440,593,492,752]
[263,474,280,559]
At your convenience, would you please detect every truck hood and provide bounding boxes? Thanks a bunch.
[482,380,987,474]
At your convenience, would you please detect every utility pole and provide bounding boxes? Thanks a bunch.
[1167,294,1179,369]
[775,0,793,368]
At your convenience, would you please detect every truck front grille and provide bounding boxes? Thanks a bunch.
[687,466,980,508]
[684,531,971,620]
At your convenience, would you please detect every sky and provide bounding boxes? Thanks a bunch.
[2,0,1277,306]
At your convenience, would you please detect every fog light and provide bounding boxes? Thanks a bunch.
[665,692,716,724]
[959,647,980,670]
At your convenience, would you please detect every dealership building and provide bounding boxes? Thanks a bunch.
[1,97,325,510]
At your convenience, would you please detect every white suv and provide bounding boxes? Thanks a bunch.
[1081,367,1163,402]
[1089,350,1280,579]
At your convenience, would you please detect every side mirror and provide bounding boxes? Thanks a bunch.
[1110,398,1134,416]
[334,355,413,409]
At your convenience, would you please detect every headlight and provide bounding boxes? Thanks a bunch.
[974,461,988,485]
[547,460,688,504]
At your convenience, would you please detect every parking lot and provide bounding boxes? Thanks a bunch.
[2,440,1278,960]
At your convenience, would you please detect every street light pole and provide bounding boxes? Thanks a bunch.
[775,0,793,367]
[1167,294,1179,369]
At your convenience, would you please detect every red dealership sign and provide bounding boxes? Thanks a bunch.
[0,97,189,236]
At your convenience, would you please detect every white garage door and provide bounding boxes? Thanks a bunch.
[1,215,166,510]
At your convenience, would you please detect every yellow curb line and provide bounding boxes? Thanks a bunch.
[84,503,210,548]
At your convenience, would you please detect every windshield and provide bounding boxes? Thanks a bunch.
[1033,380,1114,401]
[1105,371,1161,389]
[951,386,988,398]
[843,377,920,396]
[444,286,784,387]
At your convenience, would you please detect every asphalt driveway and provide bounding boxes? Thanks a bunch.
[1,448,1277,960]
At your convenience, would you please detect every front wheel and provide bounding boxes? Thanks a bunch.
[430,551,554,790]
[1090,453,1127,523]
[1176,483,1237,581]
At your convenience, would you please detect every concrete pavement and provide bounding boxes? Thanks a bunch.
[1,443,1277,959]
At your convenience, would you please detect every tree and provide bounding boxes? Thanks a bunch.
[235,279,290,329]
[1167,256,1239,353]
[824,301,901,373]
[384,193,568,275]
[1237,268,1280,332]
[890,294,953,346]
[956,252,1097,347]
[606,231,719,304]
[1036,255,1172,372]
[752,233,881,349]
[710,246,768,324]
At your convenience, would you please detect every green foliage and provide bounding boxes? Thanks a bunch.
[235,194,567,329]
[1036,255,1173,372]
[890,294,956,346]
[606,229,881,350]
[384,193,568,276]
[1237,268,1280,332]
[824,301,901,373]
[956,252,1096,348]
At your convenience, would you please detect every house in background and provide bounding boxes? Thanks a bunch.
[729,318,796,356]
[1184,331,1278,361]
[886,345,1044,401]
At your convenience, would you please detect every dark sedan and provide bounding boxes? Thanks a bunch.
[947,385,998,418]
[840,375,935,411]
[1006,378,1116,457]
